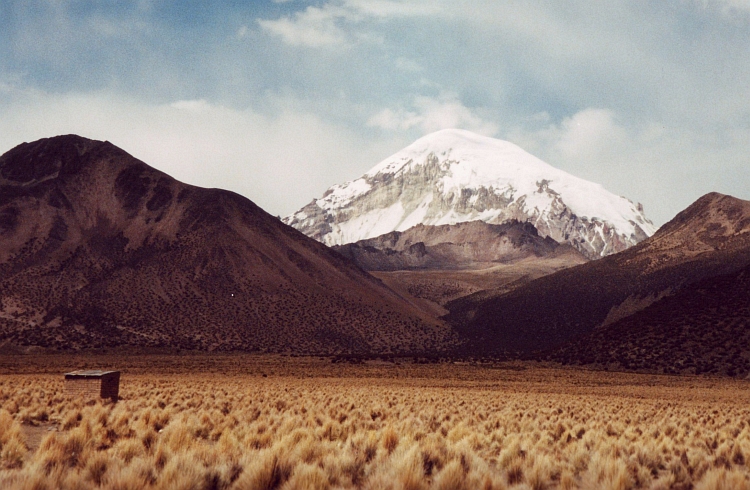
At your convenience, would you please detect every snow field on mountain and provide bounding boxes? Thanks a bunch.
[287,128,655,257]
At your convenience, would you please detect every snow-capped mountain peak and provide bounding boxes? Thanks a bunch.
[284,129,656,259]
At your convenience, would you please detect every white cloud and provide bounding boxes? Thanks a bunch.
[697,0,750,14]
[258,0,439,48]
[508,109,653,180]
[551,109,629,163]
[170,99,213,113]
[394,57,422,72]
[0,88,400,217]
[367,93,499,136]
[258,5,348,47]
[506,107,750,226]
[341,0,439,17]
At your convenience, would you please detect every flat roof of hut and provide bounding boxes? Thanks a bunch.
[64,370,120,401]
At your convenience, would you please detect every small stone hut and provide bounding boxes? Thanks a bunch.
[64,370,120,401]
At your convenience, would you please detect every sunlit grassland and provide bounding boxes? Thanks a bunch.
[1,355,749,489]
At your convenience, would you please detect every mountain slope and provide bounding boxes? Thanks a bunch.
[447,192,750,356]
[334,220,586,315]
[546,262,750,376]
[0,135,453,353]
[332,220,569,271]
[285,129,655,259]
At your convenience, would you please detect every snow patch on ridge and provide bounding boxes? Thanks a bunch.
[399,192,434,231]
[322,201,405,246]
[320,178,372,208]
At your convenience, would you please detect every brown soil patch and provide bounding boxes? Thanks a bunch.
[20,423,58,454]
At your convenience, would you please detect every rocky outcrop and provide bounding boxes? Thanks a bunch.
[333,220,570,271]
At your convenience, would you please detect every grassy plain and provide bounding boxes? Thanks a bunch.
[0,355,749,489]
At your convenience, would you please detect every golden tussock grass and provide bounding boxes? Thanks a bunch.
[0,355,749,489]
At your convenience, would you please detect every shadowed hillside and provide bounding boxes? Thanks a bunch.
[545,262,750,376]
[0,135,454,354]
[447,193,750,356]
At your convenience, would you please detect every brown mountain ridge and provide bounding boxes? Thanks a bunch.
[545,261,750,376]
[447,192,750,357]
[332,220,578,271]
[0,135,454,354]
[333,219,588,319]
[3,134,747,376]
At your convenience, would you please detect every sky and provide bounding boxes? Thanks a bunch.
[1,1,749,226]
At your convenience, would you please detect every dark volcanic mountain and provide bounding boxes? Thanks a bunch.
[0,135,453,354]
[332,220,573,271]
[447,192,750,356]
[547,262,750,376]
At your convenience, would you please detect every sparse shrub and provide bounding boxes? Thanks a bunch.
[382,426,399,455]
[0,437,27,469]
[432,460,469,490]
[83,451,108,486]
[113,437,144,464]
[281,462,328,490]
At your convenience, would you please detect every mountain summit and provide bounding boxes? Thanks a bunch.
[284,129,655,259]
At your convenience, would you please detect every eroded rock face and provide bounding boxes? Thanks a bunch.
[333,220,572,271]
[285,129,655,260]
